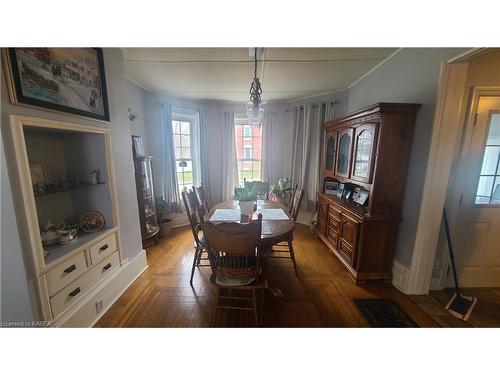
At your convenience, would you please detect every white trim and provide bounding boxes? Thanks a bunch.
[446,48,487,64]
[392,260,410,293]
[347,48,403,89]
[55,250,148,327]
[405,62,469,295]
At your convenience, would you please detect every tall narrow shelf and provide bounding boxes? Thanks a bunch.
[8,115,123,325]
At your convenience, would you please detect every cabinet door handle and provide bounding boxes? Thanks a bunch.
[103,263,112,271]
[99,244,109,252]
[63,264,76,273]
[69,287,81,297]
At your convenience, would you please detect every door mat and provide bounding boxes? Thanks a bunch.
[354,299,419,327]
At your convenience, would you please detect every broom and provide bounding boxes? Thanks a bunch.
[442,207,477,321]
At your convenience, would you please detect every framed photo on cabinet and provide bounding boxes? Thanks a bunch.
[2,48,110,122]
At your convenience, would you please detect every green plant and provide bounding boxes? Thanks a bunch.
[270,178,292,197]
[233,185,263,201]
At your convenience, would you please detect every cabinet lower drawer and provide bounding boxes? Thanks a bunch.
[339,240,354,265]
[46,251,89,297]
[89,233,117,265]
[50,251,120,317]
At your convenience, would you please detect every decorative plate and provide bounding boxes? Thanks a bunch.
[79,211,105,233]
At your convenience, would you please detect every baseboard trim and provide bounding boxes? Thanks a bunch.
[392,259,410,294]
[53,250,148,327]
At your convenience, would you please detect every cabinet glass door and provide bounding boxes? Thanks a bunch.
[325,132,337,172]
[336,128,353,178]
[352,123,378,183]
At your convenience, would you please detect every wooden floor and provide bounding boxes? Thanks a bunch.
[96,224,439,327]
[411,288,500,327]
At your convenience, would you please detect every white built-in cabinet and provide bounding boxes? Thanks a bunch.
[7,115,123,325]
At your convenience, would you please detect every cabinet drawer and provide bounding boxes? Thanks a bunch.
[339,240,354,265]
[327,228,339,250]
[340,215,360,249]
[328,215,340,233]
[89,233,117,265]
[46,251,89,297]
[50,251,120,317]
[328,205,341,220]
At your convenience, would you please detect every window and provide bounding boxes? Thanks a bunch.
[235,117,262,185]
[243,125,252,140]
[476,113,500,204]
[172,118,193,193]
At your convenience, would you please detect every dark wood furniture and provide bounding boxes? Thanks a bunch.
[265,187,304,275]
[317,102,420,283]
[133,155,159,247]
[193,184,211,218]
[207,200,295,245]
[181,189,210,285]
[202,214,265,326]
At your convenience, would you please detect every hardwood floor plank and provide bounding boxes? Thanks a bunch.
[96,224,439,327]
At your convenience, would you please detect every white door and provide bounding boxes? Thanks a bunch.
[451,96,500,287]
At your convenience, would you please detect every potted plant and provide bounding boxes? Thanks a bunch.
[233,185,263,216]
[269,178,293,206]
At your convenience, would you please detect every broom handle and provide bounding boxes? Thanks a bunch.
[443,207,461,297]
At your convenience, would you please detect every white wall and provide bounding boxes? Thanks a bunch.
[1,48,144,321]
[347,48,468,266]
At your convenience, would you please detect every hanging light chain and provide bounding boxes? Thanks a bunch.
[249,48,262,107]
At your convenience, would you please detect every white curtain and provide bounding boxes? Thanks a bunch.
[288,102,336,211]
[221,111,238,201]
[159,103,182,211]
[261,111,275,183]
[197,109,211,204]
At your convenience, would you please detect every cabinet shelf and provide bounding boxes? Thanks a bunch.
[34,182,106,199]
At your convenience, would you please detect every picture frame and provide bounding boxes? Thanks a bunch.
[352,187,369,206]
[336,183,345,197]
[324,180,339,195]
[29,162,47,184]
[132,135,145,158]
[2,48,110,122]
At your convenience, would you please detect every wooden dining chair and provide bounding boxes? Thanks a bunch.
[202,214,266,327]
[193,184,211,219]
[244,178,269,199]
[264,186,304,275]
[289,184,299,212]
[181,189,210,286]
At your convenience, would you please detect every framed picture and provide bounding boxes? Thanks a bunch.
[2,48,110,121]
[336,183,345,197]
[29,162,47,184]
[132,135,145,158]
[324,180,339,195]
[352,188,369,206]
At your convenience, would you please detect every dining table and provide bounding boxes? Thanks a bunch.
[206,199,295,246]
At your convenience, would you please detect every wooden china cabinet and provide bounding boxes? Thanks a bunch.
[317,102,420,283]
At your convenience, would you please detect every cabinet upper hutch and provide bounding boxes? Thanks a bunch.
[318,102,420,283]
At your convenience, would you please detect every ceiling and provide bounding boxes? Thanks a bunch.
[123,48,398,103]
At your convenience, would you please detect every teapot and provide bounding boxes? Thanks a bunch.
[58,228,77,244]
[40,221,60,246]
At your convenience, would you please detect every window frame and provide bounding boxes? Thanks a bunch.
[172,112,196,193]
[474,111,500,206]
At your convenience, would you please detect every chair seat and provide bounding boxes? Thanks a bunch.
[210,273,265,289]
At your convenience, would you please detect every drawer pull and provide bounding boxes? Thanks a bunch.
[63,264,77,273]
[99,244,109,252]
[103,263,112,271]
[69,287,81,297]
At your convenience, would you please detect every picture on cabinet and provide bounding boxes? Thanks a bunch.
[324,180,339,195]
[2,48,110,121]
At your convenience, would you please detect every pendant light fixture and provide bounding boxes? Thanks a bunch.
[246,48,266,128]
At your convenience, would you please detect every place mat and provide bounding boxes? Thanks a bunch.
[257,208,289,220]
[256,199,267,206]
[209,208,241,222]
[261,221,272,235]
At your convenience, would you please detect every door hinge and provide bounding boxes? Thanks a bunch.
[459,194,463,206]
[473,113,479,126]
